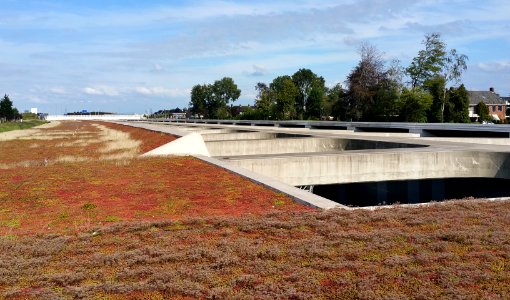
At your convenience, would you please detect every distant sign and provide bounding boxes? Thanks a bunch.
[82,109,88,113]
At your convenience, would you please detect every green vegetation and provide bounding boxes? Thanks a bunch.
[189,77,241,119]
[0,94,21,122]
[476,101,491,122]
[191,32,472,123]
[0,119,47,133]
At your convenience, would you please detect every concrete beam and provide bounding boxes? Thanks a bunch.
[206,137,426,157]
[226,151,510,186]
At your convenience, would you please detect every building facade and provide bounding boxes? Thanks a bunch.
[467,88,507,122]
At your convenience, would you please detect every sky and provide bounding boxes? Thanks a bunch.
[1,0,509,114]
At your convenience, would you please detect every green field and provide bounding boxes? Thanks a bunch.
[0,120,47,132]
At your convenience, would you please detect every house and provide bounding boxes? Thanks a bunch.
[231,104,252,117]
[467,87,507,122]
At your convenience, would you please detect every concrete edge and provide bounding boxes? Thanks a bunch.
[195,155,346,210]
[142,132,211,157]
[113,121,190,137]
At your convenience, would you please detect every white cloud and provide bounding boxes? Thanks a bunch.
[477,61,510,73]
[27,95,48,104]
[83,86,120,96]
[3,0,510,112]
[49,87,66,94]
[249,65,267,76]
[134,86,188,97]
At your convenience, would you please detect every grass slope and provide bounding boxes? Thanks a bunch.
[0,120,47,133]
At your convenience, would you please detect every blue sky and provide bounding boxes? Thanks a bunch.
[1,0,509,114]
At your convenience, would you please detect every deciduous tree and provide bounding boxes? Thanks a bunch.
[270,76,298,120]
[327,84,348,121]
[346,43,398,121]
[189,84,210,118]
[190,77,241,119]
[397,88,433,123]
[211,77,241,119]
[292,69,326,119]
[254,82,274,120]
[406,33,468,122]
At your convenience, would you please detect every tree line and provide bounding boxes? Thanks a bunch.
[189,33,482,123]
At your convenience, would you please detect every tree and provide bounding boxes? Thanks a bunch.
[346,43,398,121]
[189,84,210,118]
[327,84,348,120]
[397,88,433,123]
[445,84,470,123]
[270,76,298,120]
[475,101,490,122]
[406,33,447,89]
[291,69,326,119]
[406,32,468,122]
[0,94,15,121]
[211,77,241,119]
[254,82,274,120]
[12,108,21,120]
[306,80,325,120]
[190,77,241,119]
[425,76,446,122]
[371,59,404,121]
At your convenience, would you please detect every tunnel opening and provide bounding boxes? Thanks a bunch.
[254,123,278,127]
[278,124,307,128]
[309,125,349,130]
[423,129,509,138]
[355,127,409,133]
[312,178,510,207]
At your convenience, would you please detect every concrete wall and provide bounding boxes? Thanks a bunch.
[206,137,345,157]
[202,132,311,142]
[206,137,426,157]
[227,150,510,186]
[47,114,144,121]
[203,132,278,141]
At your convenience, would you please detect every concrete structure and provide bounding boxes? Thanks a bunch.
[147,118,510,138]
[46,114,145,121]
[119,120,510,209]
[143,132,210,157]
[226,150,510,186]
